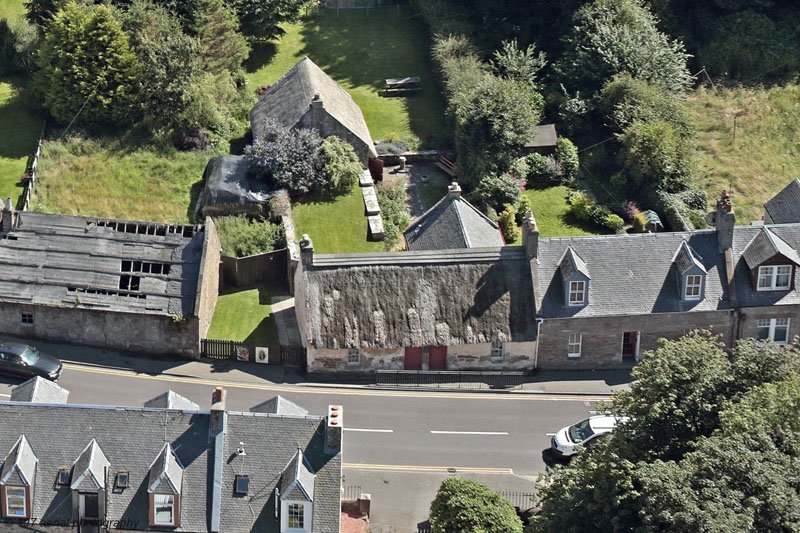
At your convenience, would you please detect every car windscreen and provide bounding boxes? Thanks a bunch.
[568,418,595,444]
[19,347,39,365]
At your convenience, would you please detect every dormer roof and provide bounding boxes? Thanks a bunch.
[741,227,800,269]
[280,449,315,502]
[144,391,199,411]
[0,435,38,486]
[559,246,590,280]
[10,376,69,404]
[673,241,707,274]
[250,395,309,416]
[71,439,110,491]
[148,443,183,495]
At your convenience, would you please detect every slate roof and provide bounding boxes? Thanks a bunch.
[301,247,538,349]
[71,439,110,491]
[144,391,199,411]
[250,56,377,158]
[0,212,204,317]
[0,394,341,533]
[536,230,731,318]
[0,435,37,486]
[673,241,706,274]
[732,224,800,308]
[558,247,590,279]
[403,191,504,250]
[741,226,800,269]
[10,376,69,404]
[148,443,183,494]
[251,395,309,416]
[764,179,800,224]
[279,449,315,502]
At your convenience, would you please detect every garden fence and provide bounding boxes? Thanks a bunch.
[18,124,46,212]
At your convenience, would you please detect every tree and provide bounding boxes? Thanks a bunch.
[471,174,522,213]
[492,39,547,91]
[554,138,579,182]
[196,0,249,74]
[430,478,522,533]
[498,205,520,243]
[319,137,361,193]
[25,0,66,27]
[560,0,692,94]
[35,2,141,127]
[230,0,314,41]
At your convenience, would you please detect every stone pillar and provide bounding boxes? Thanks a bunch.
[521,210,539,259]
[716,190,735,252]
[2,197,14,233]
[299,234,314,267]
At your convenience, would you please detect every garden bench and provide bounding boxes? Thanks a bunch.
[435,156,457,178]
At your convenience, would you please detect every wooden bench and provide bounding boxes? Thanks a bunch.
[435,156,457,178]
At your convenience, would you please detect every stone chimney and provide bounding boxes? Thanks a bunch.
[324,405,342,455]
[299,234,314,266]
[210,387,226,435]
[209,387,227,532]
[2,197,15,233]
[447,182,461,199]
[716,190,735,252]
[521,210,539,259]
[311,93,323,109]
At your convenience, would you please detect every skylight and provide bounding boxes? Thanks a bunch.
[116,471,129,489]
[57,467,71,486]
[234,475,249,495]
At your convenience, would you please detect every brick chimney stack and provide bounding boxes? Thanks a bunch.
[210,387,226,435]
[2,197,14,233]
[447,182,462,199]
[299,234,314,266]
[521,210,539,259]
[716,190,735,252]
[324,405,343,455]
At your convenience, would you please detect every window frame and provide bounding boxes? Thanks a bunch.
[20,312,33,326]
[756,318,790,345]
[490,339,503,359]
[3,485,27,518]
[568,281,585,306]
[347,348,360,365]
[757,265,792,291]
[567,333,582,358]
[152,493,176,526]
[287,502,305,529]
[685,274,702,300]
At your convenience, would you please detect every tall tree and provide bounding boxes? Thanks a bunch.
[196,0,249,74]
[430,478,523,533]
[230,0,314,41]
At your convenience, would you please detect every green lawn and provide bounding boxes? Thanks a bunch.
[0,0,25,19]
[688,84,800,223]
[34,137,214,223]
[207,288,279,345]
[291,183,383,254]
[509,186,605,243]
[0,76,42,204]
[245,7,448,149]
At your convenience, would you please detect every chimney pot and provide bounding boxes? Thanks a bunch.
[447,182,462,199]
[325,405,343,454]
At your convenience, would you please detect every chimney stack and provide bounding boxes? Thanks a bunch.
[715,190,735,252]
[210,387,226,435]
[299,234,314,266]
[447,182,461,199]
[2,197,14,233]
[311,93,323,109]
[521,210,539,259]
[324,405,342,455]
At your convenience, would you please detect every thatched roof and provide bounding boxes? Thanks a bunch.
[300,247,537,349]
[250,57,377,158]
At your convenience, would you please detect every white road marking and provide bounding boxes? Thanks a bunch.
[343,428,394,433]
[0,393,10,398]
[430,430,509,436]
[545,433,556,436]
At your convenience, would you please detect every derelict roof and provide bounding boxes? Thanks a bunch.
[524,124,557,149]
[536,230,730,318]
[764,179,800,224]
[250,56,377,157]
[301,247,538,349]
[732,224,800,308]
[195,155,277,214]
[10,376,69,404]
[0,212,203,317]
[404,193,504,250]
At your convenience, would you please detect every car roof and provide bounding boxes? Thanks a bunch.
[588,415,627,432]
[0,343,30,355]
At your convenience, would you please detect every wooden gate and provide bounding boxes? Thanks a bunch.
[429,346,447,370]
[404,346,422,370]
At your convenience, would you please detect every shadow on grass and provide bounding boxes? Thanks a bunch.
[245,41,279,77]
[559,211,609,235]
[0,76,43,160]
[186,178,205,223]
[242,316,280,346]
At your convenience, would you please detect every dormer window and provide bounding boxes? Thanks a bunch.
[280,449,315,533]
[685,275,702,300]
[757,265,792,291]
[3,486,27,517]
[673,241,707,302]
[147,443,183,528]
[153,494,176,526]
[1,435,37,520]
[568,281,585,305]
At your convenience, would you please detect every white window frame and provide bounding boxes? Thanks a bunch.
[685,275,702,300]
[568,281,585,306]
[347,348,360,365]
[756,318,790,345]
[490,339,503,359]
[153,493,176,526]
[281,500,312,533]
[567,333,582,358]
[757,265,792,291]
[4,486,27,518]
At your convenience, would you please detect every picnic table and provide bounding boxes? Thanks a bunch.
[382,76,422,96]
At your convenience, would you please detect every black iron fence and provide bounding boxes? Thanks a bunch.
[200,339,305,370]
[376,370,525,390]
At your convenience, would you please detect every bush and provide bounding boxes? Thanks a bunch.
[430,478,522,533]
[508,157,529,180]
[620,199,640,222]
[567,190,595,221]
[320,137,361,193]
[498,205,520,243]
[602,212,625,232]
[515,195,534,224]
[214,216,285,257]
[491,38,547,91]
[376,182,410,250]
[0,16,38,75]
[472,174,522,213]
[632,211,648,232]
[555,137,579,181]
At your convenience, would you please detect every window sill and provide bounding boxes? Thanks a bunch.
[756,287,791,292]
[567,354,581,358]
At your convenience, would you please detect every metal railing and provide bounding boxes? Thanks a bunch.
[499,491,536,511]
[376,370,525,390]
[341,485,362,501]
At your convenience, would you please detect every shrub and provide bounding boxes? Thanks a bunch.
[376,182,410,250]
[508,157,529,180]
[632,211,648,232]
[515,195,534,224]
[555,137,579,181]
[430,478,522,533]
[498,205,520,243]
[472,174,522,213]
[620,199,640,222]
[603,213,625,232]
[320,137,361,193]
[491,38,547,91]
[567,190,595,221]
[214,216,285,257]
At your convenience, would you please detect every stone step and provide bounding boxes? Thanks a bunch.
[362,186,380,215]
[367,215,384,241]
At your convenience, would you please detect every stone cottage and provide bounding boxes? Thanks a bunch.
[250,56,378,164]
[0,202,220,357]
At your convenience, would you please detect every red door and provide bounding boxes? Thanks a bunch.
[429,346,447,370]
[404,347,422,370]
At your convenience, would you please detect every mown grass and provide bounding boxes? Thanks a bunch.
[0,0,25,19]
[244,6,448,148]
[34,137,215,223]
[291,183,383,254]
[508,186,605,244]
[0,76,42,204]
[688,83,800,223]
[207,288,279,345]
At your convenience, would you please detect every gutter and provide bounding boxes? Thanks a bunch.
[533,318,544,371]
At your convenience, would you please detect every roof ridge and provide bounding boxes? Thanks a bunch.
[452,199,471,248]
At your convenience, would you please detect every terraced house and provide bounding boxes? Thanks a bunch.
[295,189,800,372]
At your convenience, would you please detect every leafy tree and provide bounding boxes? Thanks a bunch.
[1,16,38,75]
[430,478,522,533]
[319,137,361,193]
[244,118,325,194]
[560,0,692,94]
[35,2,141,127]
[214,215,285,257]
[196,0,249,74]
[471,174,522,213]
[492,39,547,91]
[25,0,66,27]
[230,0,314,41]
[555,138,579,182]
[498,205,520,243]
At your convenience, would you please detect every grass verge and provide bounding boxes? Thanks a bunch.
[688,83,800,223]
[207,288,278,345]
[244,6,448,148]
[0,0,25,19]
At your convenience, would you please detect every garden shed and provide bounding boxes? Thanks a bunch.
[195,155,278,217]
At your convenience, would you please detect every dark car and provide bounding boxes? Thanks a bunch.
[0,343,62,381]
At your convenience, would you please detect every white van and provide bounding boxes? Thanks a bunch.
[550,415,629,457]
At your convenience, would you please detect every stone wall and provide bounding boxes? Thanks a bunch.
[0,301,199,357]
[537,310,736,369]
[308,346,404,373]
[298,107,374,165]
[446,341,536,371]
[194,217,221,343]
[737,304,800,342]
